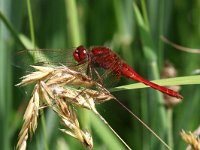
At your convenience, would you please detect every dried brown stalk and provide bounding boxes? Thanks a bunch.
[161,61,182,108]
[16,65,114,150]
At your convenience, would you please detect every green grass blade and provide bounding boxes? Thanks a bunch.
[0,11,26,48]
[111,75,200,92]
[90,112,127,150]
[26,0,35,48]
[65,0,81,46]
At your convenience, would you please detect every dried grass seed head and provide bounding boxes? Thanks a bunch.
[180,130,200,150]
[17,65,115,150]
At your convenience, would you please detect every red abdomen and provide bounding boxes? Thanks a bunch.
[121,63,183,99]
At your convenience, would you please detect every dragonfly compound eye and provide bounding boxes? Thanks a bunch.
[73,45,87,63]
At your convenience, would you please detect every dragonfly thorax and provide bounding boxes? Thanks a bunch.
[73,45,88,63]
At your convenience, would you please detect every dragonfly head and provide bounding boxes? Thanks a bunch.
[73,45,88,63]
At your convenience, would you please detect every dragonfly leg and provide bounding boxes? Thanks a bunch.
[86,65,93,79]
[93,67,104,85]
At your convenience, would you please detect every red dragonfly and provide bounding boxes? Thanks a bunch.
[73,45,183,99]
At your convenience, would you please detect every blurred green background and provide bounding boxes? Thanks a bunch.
[0,0,200,149]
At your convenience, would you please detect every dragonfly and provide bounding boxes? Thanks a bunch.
[17,45,183,99]
[73,45,183,99]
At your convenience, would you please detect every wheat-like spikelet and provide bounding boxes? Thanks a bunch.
[16,66,54,86]
[16,85,40,150]
[180,130,200,150]
[16,65,114,150]
[53,97,93,149]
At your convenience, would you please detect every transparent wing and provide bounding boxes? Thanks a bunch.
[14,48,78,71]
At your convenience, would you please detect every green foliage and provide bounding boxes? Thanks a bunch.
[0,0,200,149]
